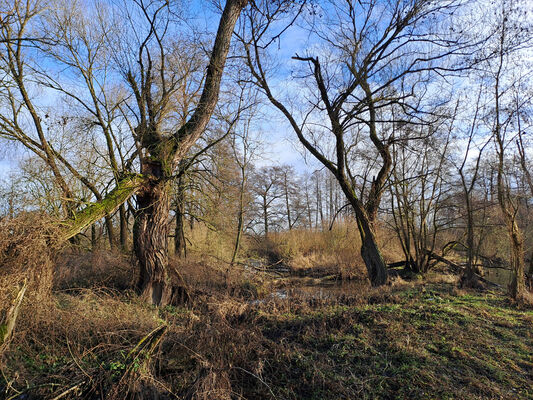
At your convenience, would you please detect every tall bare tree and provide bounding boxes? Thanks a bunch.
[238,0,480,286]
[0,0,249,305]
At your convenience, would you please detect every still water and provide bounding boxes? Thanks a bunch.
[484,268,513,288]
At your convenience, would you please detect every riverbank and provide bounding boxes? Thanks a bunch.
[1,271,531,399]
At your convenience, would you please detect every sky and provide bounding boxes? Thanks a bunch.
[1,0,532,185]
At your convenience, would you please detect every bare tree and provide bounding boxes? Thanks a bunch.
[251,166,283,237]
[0,0,249,305]
[488,0,531,299]
[230,97,261,264]
[238,0,480,285]
[389,119,453,274]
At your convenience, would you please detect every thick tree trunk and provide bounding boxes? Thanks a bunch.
[174,176,186,258]
[340,178,388,286]
[359,221,388,286]
[133,176,172,306]
[508,223,526,299]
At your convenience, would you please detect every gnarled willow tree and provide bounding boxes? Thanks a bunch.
[1,0,249,306]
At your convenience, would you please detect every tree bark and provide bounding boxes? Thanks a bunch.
[119,204,128,250]
[133,173,172,306]
[174,174,186,258]
[60,174,145,242]
[105,216,116,249]
[357,215,388,286]
[231,173,246,265]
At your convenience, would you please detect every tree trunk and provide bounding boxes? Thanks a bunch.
[231,177,246,265]
[359,220,388,286]
[263,196,268,237]
[105,215,116,249]
[60,174,145,242]
[508,222,526,299]
[133,176,172,306]
[174,176,186,258]
[119,204,128,251]
[91,223,97,250]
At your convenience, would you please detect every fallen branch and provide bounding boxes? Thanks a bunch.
[0,279,28,353]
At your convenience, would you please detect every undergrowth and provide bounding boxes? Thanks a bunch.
[0,264,531,399]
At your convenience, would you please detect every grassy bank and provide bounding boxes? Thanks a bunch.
[1,272,531,399]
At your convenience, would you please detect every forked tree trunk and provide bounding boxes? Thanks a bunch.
[133,177,172,306]
[60,0,248,306]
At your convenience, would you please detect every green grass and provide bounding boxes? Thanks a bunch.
[249,285,533,399]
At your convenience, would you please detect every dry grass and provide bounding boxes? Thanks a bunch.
[1,255,532,399]
[185,223,250,265]
[54,249,136,291]
[255,222,404,280]
[0,213,61,300]
[1,218,531,399]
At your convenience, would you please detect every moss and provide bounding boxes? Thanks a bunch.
[60,174,146,241]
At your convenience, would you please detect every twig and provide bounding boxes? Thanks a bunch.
[232,366,277,399]
[50,381,85,400]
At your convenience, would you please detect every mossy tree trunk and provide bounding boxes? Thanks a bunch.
[60,0,248,306]
[60,174,145,243]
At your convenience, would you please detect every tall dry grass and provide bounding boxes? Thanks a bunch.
[256,221,405,279]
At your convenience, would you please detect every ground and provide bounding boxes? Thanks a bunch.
[1,269,531,399]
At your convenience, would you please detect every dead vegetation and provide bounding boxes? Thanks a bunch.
[0,217,531,399]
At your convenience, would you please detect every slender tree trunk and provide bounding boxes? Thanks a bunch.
[285,184,292,230]
[133,174,172,306]
[527,252,533,290]
[91,223,97,250]
[105,216,115,249]
[231,171,246,265]
[119,204,128,250]
[463,193,477,281]
[231,199,244,265]
[305,189,312,229]
[263,196,268,237]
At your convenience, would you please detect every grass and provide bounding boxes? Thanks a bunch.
[1,272,531,399]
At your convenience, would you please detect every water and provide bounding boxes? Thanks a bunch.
[484,267,513,288]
